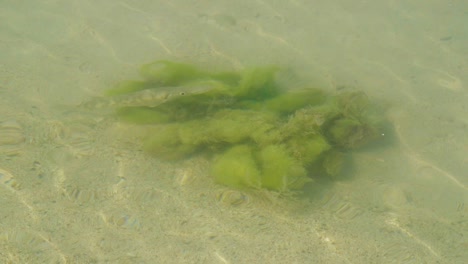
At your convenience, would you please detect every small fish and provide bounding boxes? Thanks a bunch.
[81,84,214,109]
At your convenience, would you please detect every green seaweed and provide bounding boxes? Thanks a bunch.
[233,66,281,99]
[212,144,311,191]
[256,88,327,114]
[211,145,261,189]
[139,60,243,88]
[102,60,389,193]
[286,135,330,165]
[143,124,197,160]
[206,109,280,145]
[323,90,385,149]
[258,145,310,191]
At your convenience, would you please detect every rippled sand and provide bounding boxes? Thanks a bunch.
[0,1,467,263]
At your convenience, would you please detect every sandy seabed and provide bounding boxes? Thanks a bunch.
[0,1,467,263]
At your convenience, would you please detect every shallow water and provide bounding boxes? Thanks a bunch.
[1,1,467,263]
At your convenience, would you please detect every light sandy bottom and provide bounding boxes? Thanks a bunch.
[0,1,467,263]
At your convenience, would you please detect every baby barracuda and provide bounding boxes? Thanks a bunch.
[81,84,216,109]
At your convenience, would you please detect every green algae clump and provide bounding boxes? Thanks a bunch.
[211,144,311,191]
[211,145,262,189]
[103,60,389,193]
[258,145,310,191]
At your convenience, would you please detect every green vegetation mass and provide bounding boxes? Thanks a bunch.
[105,60,388,192]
